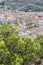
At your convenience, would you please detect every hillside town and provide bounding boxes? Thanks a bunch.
[0,9,43,38]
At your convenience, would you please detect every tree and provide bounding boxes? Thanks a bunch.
[0,23,19,65]
[22,37,41,65]
[0,23,42,65]
[35,34,43,58]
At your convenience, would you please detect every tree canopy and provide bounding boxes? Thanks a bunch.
[0,23,43,65]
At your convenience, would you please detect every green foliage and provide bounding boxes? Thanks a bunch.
[22,37,41,63]
[0,23,43,65]
[35,34,43,57]
[11,53,23,65]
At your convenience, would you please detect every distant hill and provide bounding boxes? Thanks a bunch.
[5,0,43,4]
[0,0,43,11]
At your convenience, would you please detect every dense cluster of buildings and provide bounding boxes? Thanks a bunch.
[0,9,43,37]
